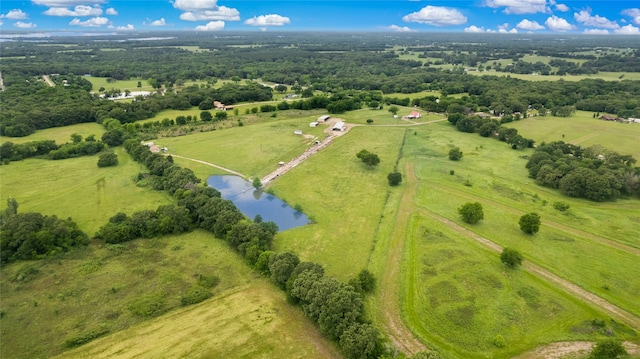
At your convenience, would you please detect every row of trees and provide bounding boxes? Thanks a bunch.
[119,139,387,358]
[447,113,535,150]
[526,141,640,201]
[0,134,110,164]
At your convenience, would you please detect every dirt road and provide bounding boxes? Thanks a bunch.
[42,74,55,87]
[169,154,246,178]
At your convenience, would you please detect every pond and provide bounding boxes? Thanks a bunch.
[206,175,310,231]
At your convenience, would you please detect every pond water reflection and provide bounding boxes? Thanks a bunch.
[206,175,309,231]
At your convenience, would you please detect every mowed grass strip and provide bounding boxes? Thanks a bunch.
[270,126,407,280]
[85,77,153,92]
[0,147,172,235]
[404,122,640,317]
[1,231,339,359]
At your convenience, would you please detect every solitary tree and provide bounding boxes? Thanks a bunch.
[70,133,82,144]
[200,111,213,122]
[97,152,118,167]
[275,84,287,93]
[252,177,262,189]
[458,202,484,224]
[387,172,402,186]
[388,106,399,116]
[500,248,523,268]
[449,147,463,161]
[356,149,380,168]
[519,213,541,234]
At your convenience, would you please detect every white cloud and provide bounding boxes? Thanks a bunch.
[574,10,619,29]
[69,16,109,27]
[44,5,103,17]
[195,20,224,31]
[555,3,569,12]
[1,9,28,20]
[149,18,167,26]
[117,24,134,30]
[387,24,416,32]
[0,20,3,26]
[584,29,609,35]
[498,28,518,33]
[14,21,37,28]
[32,0,105,6]
[172,0,218,11]
[179,7,240,21]
[622,8,640,25]
[497,22,510,29]
[464,25,485,33]
[106,8,118,15]
[244,14,290,27]
[484,0,550,14]
[517,19,545,30]
[545,15,573,31]
[402,6,467,26]
[614,24,640,35]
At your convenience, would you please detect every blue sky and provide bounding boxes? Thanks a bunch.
[1,0,639,34]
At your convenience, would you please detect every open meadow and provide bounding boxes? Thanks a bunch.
[0,146,173,235]
[0,123,105,146]
[509,111,640,159]
[1,231,339,359]
[1,104,639,359]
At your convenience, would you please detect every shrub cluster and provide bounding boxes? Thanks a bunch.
[0,211,88,263]
[526,141,640,201]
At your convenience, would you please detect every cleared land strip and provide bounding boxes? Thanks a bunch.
[426,181,640,256]
[168,154,246,178]
[42,74,55,87]
[419,208,640,331]
[377,162,427,355]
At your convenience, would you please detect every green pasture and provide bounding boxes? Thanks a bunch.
[0,122,105,145]
[1,231,338,359]
[0,147,172,235]
[401,214,618,358]
[383,90,441,101]
[156,112,327,178]
[271,126,406,280]
[338,108,445,126]
[85,77,153,92]
[402,122,640,317]
[509,111,640,159]
[470,71,640,82]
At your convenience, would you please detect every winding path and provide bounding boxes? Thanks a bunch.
[169,154,246,178]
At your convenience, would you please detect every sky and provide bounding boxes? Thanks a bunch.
[0,0,639,35]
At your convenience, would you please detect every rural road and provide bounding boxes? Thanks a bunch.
[42,74,55,87]
[168,154,246,178]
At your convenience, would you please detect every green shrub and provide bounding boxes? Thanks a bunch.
[197,274,220,288]
[493,334,506,348]
[181,285,212,306]
[65,327,110,348]
[553,201,570,212]
[128,293,166,317]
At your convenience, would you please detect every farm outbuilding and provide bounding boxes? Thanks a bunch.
[309,121,318,127]
[317,115,330,122]
[294,130,303,135]
[332,121,345,131]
